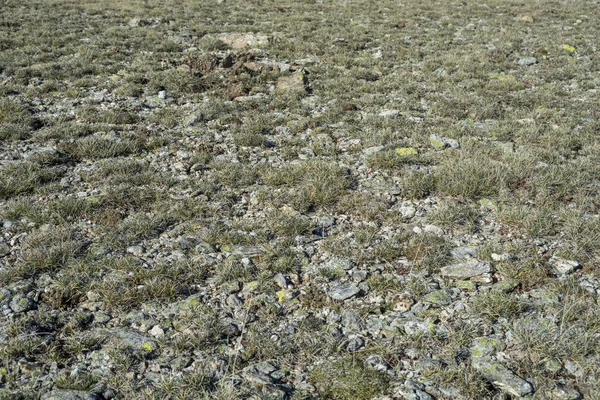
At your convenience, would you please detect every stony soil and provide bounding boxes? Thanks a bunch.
[1,0,600,399]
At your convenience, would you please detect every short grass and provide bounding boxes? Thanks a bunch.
[1,0,600,398]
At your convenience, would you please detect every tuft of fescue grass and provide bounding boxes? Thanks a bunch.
[60,136,139,160]
[309,357,390,400]
[405,233,450,273]
[470,290,527,322]
[0,162,63,199]
[435,154,519,199]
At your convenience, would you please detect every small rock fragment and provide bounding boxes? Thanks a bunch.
[518,57,538,66]
[149,325,165,338]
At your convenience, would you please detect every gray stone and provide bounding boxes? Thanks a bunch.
[440,261,493,279]
[328,257,355,270]
[10,295,36,313]
[126,245,145,256]
[451,246,479,260]
[346,335,364,352]
[229,245,263,257]
[378,109,401,117]
[472,358,534,397]
[396,389,435,400]
[549,256,580,275]
[42,390,101,400]
[550,386,582,400]
[399,205,417,219]
[242,361,280,385]
[430,134,460,150]
[328,283,360,300]
[518,57,538,65]
[491,252,512,261]
[364,354,391,373]
[423,290,453,306]
[471,336,506,358]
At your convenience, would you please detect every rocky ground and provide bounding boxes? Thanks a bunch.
[1,0,600,399]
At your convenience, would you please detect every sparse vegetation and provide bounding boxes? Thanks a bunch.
[1,0,600,398]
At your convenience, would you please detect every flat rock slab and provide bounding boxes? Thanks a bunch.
[472,358,534,397]
[440,261,493,279]
[42,391,101,400]
[328,283,360,300]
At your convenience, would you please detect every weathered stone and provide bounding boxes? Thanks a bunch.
[328,283,360,300]
[549,256,580,275]
[346,335,364,352]
[518,57,538,65]
[471,336,506,358]
[276,72,307,93]
[451,246,479,260]
[472,358,534,397]
[440,261,493,279]
[242,361,280,385]
[328,257,355,270]
[549,386,582,400]
[429,134,446,150]
[9,295,36,313]
[492,279,519,293]
[42,390,101,400]
[423,290,453,306]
